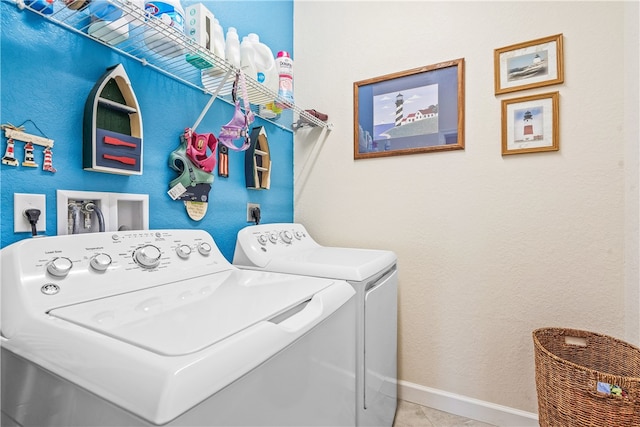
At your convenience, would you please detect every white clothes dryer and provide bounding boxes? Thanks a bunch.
[233,223,398,427]
[1,229,356,427]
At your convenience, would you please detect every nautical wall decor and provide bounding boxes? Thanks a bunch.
[494,34,564,95]
[245,126,271,190]
[501,91,559,155]
[354,59,465,159]
[83,64,143,175]
[2,123,56,173]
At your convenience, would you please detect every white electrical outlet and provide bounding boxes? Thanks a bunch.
[14,193,46,233]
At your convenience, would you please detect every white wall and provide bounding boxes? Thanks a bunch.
[294,0,639,417]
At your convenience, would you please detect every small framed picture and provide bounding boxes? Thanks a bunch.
[494,34,564,95]
[501,91,559,155]
[353,59,464,159]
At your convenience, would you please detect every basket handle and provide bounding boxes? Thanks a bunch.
[564,335,587,347]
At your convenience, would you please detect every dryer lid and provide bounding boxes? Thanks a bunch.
[267,247,397,282]
[48,269,332,356]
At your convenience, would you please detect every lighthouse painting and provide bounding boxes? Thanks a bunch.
[375,84,439,143]
[501,91,559,155]
[354,59,464,159]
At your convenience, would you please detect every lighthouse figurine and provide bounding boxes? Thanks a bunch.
[43,146,57,173]
[523,110,534,141]
[2,138,19,166]
[22,142,38,167]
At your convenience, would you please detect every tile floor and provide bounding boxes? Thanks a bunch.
[393,400,496,427]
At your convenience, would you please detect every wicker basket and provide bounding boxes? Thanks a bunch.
[533,328,640,426]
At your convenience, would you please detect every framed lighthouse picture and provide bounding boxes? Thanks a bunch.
[494,34,564,95]
[501,91,559,155]
[353,58,464,160]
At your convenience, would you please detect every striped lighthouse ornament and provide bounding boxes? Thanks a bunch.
[43,146,56,173]
[2,138,19,166]
[22,142,38,167]
[395,93,404,127]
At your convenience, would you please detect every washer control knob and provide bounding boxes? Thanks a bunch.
[280,230,293,243]
[294,231,304,240]
[133,245,162,269]
[176,244,192,259]
[269,233,278,244]
[257,235,269,246]
[47,257,73,277]
[90,253,112,272]
[198,242,212,256]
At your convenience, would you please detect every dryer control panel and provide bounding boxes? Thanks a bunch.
[237,223,316,248]
[234,223,321,268]
[1,229,233,323]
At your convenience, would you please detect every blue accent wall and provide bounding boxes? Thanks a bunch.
[0,0,293,260]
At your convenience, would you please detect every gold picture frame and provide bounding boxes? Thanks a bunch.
[501,91,559,155]
[494,34,564,95]
[354,59,464,159]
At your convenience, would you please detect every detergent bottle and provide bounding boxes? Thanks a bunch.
[225,27,241,69]
[240,36,262,103]
[25,0,54,14]
[144,0,186,57]
[212,18,226,61]
[248,33,279,95]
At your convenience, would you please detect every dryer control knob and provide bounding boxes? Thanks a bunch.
[197,242,212,256]
[176,244,192,259]
[257,235,269,246]
[269,233,278,244]
[280,230,293,243]
[133,245,162,269]
[47,257,73,277]
[294,231,304,240]
[90,253,112,271]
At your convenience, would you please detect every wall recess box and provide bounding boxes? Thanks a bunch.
[57,190,148,235]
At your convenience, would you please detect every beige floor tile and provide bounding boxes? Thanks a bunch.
[393,400,496,427]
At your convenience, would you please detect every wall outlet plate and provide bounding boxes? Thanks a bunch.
[14,193,46,233]
[247,203,260,222]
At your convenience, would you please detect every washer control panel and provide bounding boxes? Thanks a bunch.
[1,229,231,312]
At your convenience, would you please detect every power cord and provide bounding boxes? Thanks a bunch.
[24,208,41,237]
[251,207,261,225]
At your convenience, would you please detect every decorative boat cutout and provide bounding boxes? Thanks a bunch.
[245,126,271,190]
[83,63,143,175]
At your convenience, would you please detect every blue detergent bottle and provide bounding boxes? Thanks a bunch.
[24,0,54,14]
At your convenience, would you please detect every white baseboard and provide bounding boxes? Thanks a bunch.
[398,380,539,427]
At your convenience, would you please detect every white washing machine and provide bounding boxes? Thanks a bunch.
[233,223,398,427]
[1,229,356,427]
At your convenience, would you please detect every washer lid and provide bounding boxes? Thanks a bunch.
[267,247,397,282]
[48,269,332,356]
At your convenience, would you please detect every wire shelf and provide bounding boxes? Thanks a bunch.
[11,0,332,132]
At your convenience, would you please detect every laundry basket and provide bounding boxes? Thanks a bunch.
[533,327,640,426]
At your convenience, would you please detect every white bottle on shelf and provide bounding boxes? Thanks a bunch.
[225,27,241,69]
[248,33,278,95]
[212,18,225,61]
[240,36,261,103]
